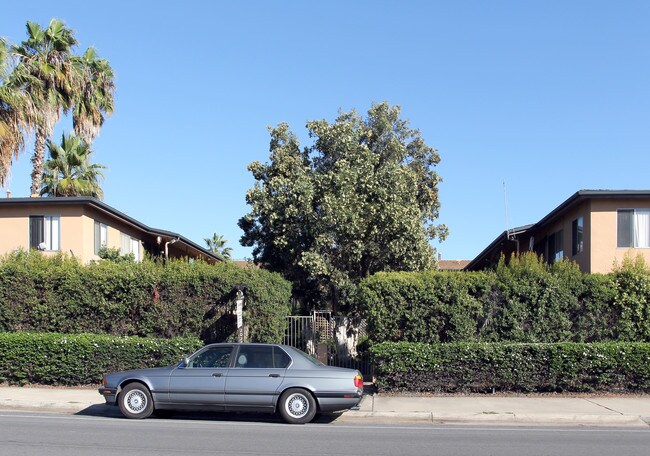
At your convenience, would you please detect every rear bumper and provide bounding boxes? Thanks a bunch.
[315,391,363,412]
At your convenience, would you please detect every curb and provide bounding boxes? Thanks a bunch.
[337,411,650,427]
[0,400,102,413]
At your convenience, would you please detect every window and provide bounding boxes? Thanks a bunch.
[547,230,563,264]
[234,345,290,369]
[572,216,583,255]
[187,346,232,368]
[273,347,292,368]
[289,347,325,366]
[618,209,650,248]
[94,222,108,255]
[120,233,141,261]
[29,216,60,251]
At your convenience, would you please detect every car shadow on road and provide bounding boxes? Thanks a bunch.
[75,404,341,424]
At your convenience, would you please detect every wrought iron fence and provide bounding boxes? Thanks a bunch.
[284,312,374,381]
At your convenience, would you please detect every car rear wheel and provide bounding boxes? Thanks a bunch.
[278,388,317,424]
[119,383,153,419]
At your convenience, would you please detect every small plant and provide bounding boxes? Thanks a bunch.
[97,247,135,263]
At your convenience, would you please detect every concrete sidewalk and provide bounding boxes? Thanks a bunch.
[1,386,649,427]
[340,394,650,427]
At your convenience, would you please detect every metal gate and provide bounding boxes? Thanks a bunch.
[284,312,373,380]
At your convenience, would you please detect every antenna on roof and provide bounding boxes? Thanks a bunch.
[503,180,510,239]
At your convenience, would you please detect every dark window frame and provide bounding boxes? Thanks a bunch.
[29,215,60,251]
[547,229,564,264]
[572,216,584,256]
[94,221,108,255]
[617,209,650,248]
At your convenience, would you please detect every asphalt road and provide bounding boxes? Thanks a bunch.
[1,411,649,456]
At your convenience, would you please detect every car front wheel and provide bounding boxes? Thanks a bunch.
[119,383,154,419]
[278,388,317,424]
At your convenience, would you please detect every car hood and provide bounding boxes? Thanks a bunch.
[105,366,175,383]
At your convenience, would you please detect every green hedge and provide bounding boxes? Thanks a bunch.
[0,332,202,385]
[0,251,292,343]
[360,253,647,343]
[370,341,650,393]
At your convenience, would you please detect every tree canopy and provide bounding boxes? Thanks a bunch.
[239,102,447,311]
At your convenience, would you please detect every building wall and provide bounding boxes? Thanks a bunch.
[565,200,591,272]
[0,203,144,263]
[529,198,650,273]
[0,204,88,259]
[525,201,591,271]
[589,198,650,273]
[0,210,28,255]
[81,206,145,261]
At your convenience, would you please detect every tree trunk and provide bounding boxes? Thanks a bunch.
[30,130,47,196]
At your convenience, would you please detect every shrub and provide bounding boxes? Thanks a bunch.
[370,341,650,393]
[0,332,202,385]
[612,255,650,341]
[360,253,647,344]
[0,251,291,343]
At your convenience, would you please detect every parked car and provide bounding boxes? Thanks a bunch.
[99,343,364,424]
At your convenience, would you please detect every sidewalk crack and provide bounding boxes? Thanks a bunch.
[584,398,623,415]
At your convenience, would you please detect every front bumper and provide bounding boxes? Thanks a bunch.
[98,387,117,405]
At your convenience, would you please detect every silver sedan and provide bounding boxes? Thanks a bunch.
[99,343,364,424]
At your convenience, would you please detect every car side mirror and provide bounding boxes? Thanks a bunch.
[179,358,189,368]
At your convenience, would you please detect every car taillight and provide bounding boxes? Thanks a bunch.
[354,374,363,388]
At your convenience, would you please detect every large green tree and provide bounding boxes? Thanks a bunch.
[239,102,447,311]
[40,132,105,198]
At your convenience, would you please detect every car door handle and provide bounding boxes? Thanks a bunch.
[212,373,223,377]
[268,374,281,378]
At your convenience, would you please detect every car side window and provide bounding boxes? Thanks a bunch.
[235,346,275,369]
[188,346,232,368]
[273,347,291,368]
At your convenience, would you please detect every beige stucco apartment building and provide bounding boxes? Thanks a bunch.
[0,197,222,264]
[467,190,650,273]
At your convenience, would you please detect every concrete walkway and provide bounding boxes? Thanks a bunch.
[340,394,650,427]
[1,387,649,427]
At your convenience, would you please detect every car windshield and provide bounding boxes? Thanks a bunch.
[290,347,325,366]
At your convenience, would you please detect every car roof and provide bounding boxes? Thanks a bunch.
[201,343,321,368]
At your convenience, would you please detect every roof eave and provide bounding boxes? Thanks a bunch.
[0,197,224,263]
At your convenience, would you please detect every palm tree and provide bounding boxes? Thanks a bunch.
[204,233,233,259]
[3,20,114,194]
[10,19,80,196]
[40,132,105,198]
[72,47,115,145]
[0,38,33,187]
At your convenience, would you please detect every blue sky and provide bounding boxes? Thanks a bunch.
[2,1,649,261]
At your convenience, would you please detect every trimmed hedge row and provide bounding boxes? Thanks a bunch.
[0,332,202,385]
[370,341,650,393]
[0,251,292,343]
[360,253,649,344]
